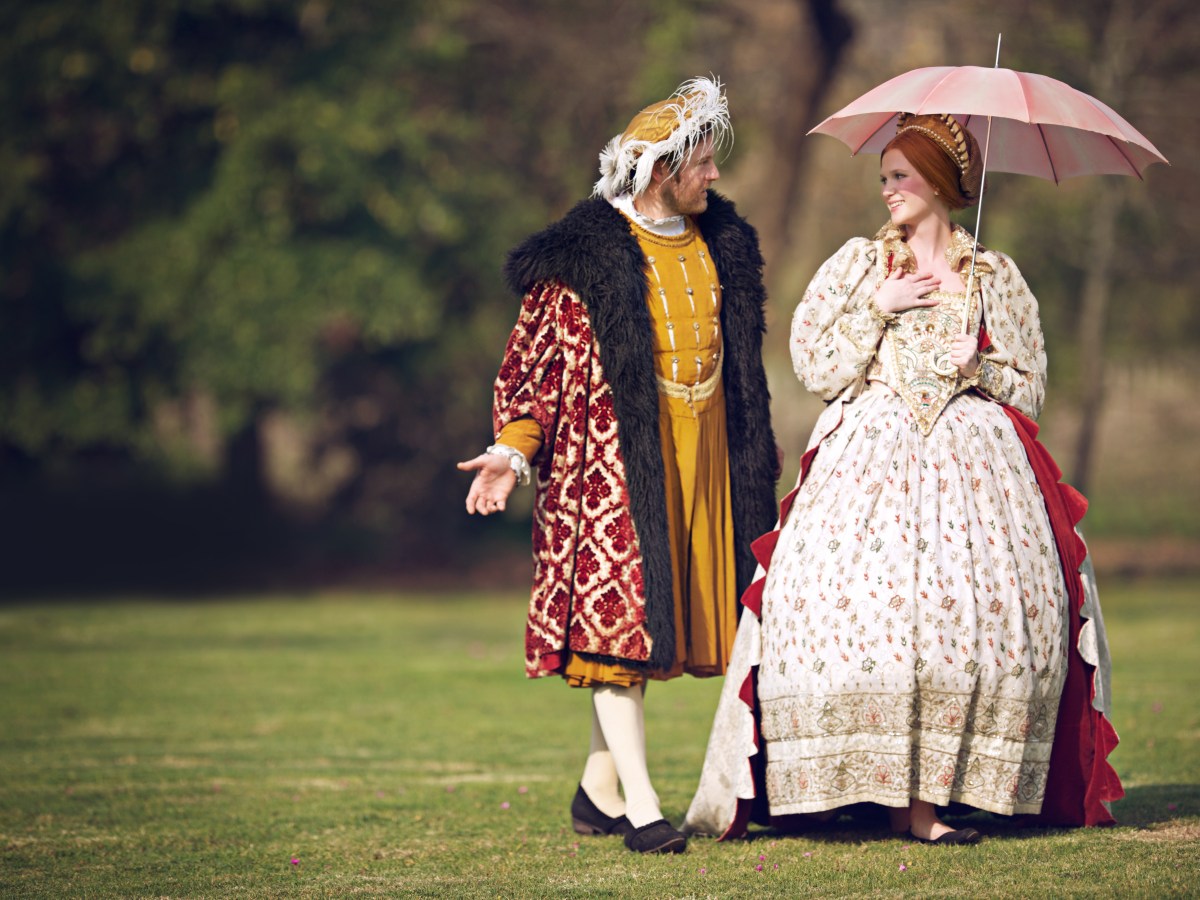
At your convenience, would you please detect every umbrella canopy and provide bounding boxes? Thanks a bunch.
[810,65,1167,182]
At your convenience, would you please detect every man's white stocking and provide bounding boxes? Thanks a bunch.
[590,684,662,828]
[579,699,625,818]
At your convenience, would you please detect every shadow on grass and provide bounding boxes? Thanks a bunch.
[1110,783,1199,827]
[737,785,1199,844]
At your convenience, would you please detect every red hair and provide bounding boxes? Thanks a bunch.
[882,130,971,210]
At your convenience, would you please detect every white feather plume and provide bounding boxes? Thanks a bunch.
[592,75,732,200]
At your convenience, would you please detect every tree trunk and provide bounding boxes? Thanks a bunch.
[1071,0,1138,494]
[744,0,853,273]
[1071,189,1121,495]
[226,409,268,503]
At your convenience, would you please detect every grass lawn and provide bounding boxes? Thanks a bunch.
[1,579,1197,898]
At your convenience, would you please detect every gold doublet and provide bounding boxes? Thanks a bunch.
[563,215,737,686]
[871,289,979,434]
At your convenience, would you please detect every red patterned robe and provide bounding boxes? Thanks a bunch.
[494,194,779,678]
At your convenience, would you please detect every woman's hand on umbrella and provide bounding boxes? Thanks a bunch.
[874,269,941,314]
[950,333,981,378]
[458,453,518,515]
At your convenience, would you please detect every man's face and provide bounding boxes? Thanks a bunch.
[660,137,719,216]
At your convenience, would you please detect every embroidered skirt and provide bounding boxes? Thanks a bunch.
[755,381,1069,815]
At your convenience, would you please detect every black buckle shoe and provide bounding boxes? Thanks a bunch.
[571,784,634,837]
[624,818,687,854]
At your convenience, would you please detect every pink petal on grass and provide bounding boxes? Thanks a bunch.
[699,867,707,875]
[803,851,813,858]
[290,858,300,866]
[755,864,764,871]
[899,864,908,872]
[518,786,529,794]
[500,801,510,809]
[759,854,766,861]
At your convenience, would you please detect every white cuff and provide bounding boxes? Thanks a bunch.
[486,443,531,486]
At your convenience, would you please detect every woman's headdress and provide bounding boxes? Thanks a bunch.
[593,76,732,200]
[895,112,983,203]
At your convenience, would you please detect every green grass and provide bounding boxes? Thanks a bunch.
[1,580,1197,898]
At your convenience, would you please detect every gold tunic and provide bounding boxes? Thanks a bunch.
[499,217,739,686]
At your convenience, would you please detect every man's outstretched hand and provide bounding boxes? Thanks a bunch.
[457,453,518,515]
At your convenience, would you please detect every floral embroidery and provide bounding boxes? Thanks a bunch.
[757,235,1069,815]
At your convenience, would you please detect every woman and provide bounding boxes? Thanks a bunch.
[683,113,1121,844]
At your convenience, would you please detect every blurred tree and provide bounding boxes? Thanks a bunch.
[995,0,1198,492]
[0,0,715,582]
[1,0,1194,589]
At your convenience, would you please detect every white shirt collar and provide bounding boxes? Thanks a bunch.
[610,194,687,237]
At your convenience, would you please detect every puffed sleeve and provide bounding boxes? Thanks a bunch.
[975,252,1047,420]
[790,237,887,401]
[492,280,567,462]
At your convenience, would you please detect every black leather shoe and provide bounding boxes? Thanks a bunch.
[912,826,983,845]
[571,784,634,837]
[624,819,687,854]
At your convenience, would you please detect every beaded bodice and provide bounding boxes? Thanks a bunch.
[869,288,981,434]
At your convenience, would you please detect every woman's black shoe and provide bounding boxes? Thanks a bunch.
[624,819,688,854]
[911,826,983,845]
[571,784,634,837]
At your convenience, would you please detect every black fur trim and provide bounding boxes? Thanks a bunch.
[505,192,777,671]
[696,194,779,598]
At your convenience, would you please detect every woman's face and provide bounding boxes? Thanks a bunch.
[880,148,943,227]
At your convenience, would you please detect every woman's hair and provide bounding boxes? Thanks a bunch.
[882,129,976,210]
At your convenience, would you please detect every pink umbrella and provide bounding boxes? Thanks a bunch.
[809,42,1167,334]
[810,65,1167,182]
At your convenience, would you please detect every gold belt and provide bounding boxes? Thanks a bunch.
[656,366,721,410]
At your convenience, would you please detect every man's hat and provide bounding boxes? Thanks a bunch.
[593,76,731,200]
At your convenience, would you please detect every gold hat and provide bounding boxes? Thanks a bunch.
[895,112,983,202]
[593,76,731,200]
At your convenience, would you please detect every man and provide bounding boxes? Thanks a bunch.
[458,76,778,854]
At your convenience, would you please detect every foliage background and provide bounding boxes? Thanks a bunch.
[2,0,1197,593]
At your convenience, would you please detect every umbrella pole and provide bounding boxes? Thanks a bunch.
[962,121,991,333]
[962,33,1002,335]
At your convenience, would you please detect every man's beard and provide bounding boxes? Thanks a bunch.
[661,178,707,217]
